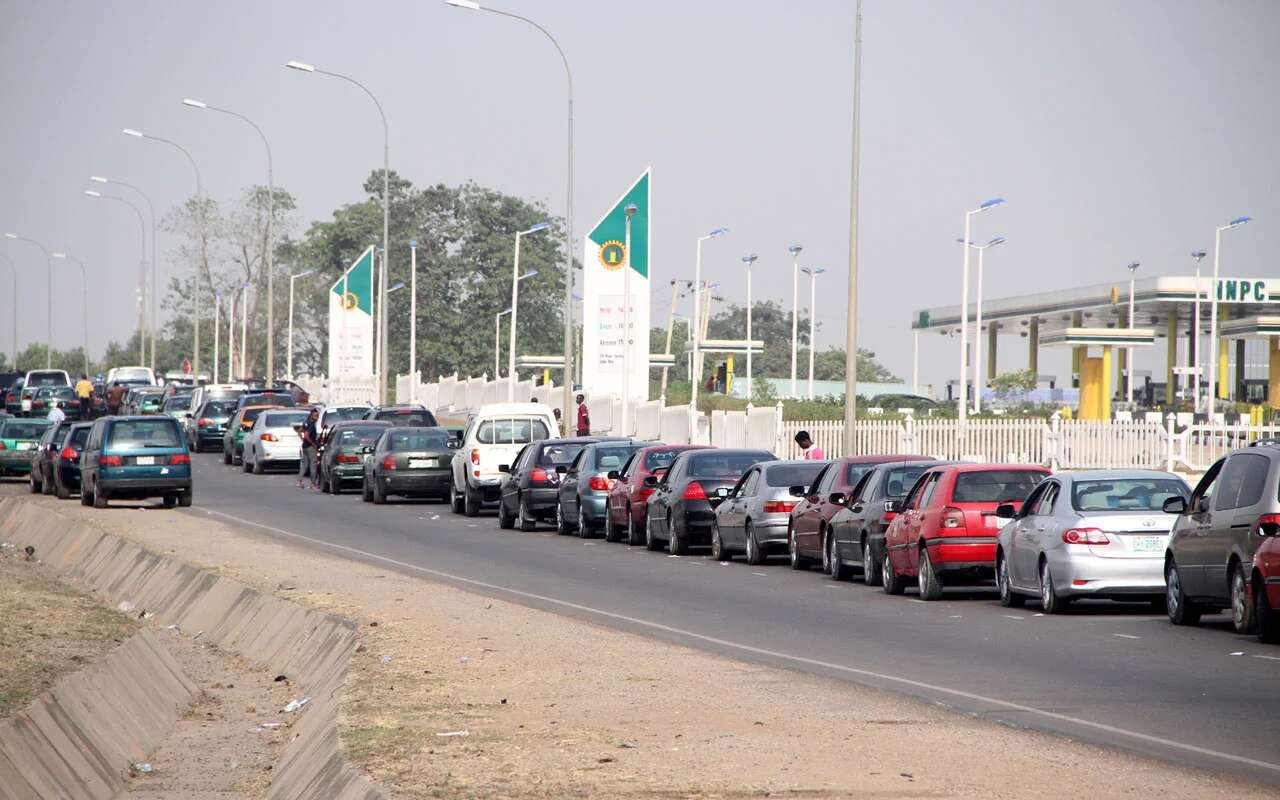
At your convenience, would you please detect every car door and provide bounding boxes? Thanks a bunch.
[609,452,637,522]
[840,471,877,555]
[1175,458,1224,597]
[652,458,682,538]
[906,472,944,574]
[561,449,587,523]
[1217,452,1272,599]
[1014,481,1057,586]
[723,469,759,548]
[794,464,833,554]
[503,445,531,514]
[887,473,930,572]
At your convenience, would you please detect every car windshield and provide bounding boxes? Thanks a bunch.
[687,451,772,478]
[952,470,1047,503]
[163,397,191,410]
[244,394,294,407]
[538,443,586,466]
[202,400,236,417]
[2,420,51,439]
[594,445,639,472]
[264,411,309,429]
[1071,479,1188,512]
[644,448,690,470]
[337,427,386,447]
[27,372,67,387]
[113,368,152,382]
[66,427,91,448]
[387,429,451,451]
[107,419,182,449]
[324,407,368,424]
[476,418,550,445]
[881,464,931,498]
[766,462,826,488]
[376,409,437,427]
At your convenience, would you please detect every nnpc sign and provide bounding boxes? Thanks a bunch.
[1216,278,1270,303]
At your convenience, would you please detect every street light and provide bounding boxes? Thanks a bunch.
[387,281,406,294]
[1126,260,1140,404]
[287,59,391,403]
[956,235,1005,413]
[742,254,758,400]
[4,233,53,368]
[445,0,577,431]
[213,291,221,383]
[183,97,278,385]
[509,222,550,400]
[801,267,826,400]
[240,281,252,379]
[957,198,1005,425]
[621,203,638,434]
[409,240,418,402]
[91,175,158,370]
[1207,215,1252,417]
[495,307,513,379]
[50,252,89,377]
[691,227,729,410]
[84,189,147,364]
[788,243,803,397]
[1190,249,1207,410]
[0,253,16,367]
[288,269,316,380]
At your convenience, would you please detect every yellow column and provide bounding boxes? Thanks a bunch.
[1028,317,1040,375]
[1080,355,1103,420]
[1218,307,1230,400]
[1166,313,1178,406]
[1269,338,1280,412]
[1071,311,1083,387]
[1101,346,1113,420]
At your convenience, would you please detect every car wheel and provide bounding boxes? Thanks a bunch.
[645,516,662,551]
[362,479,373,502]
[233,449,242,466]
[745,522,765,566]
[329,473,343,495]
[828,535,852,581]
[626,510,644,546]
[42,472,53,495]
[881,551,904,595]
[1231,562,1256,635]
[28,469,40,494]
[450,482,464,514]
[918,548,944,601]
[92,481,108,509]
[464,486,481,517]
[80,482,93,506]
[242,451,253,473]
[788,525,808,570]
[1039,560,1066,614]
[497,495,515,529]
[223,448,232,465]
[997,553,1025,608]
[577,505,596,539]
[252,452,265,474]
[1166,560,1201,626]
[669,516,688,555]
[54,477,70,500]
[1255,577,1280,644]
[518,495,537,532]
[163,494,177,508]
[555,502,571,535]
[861,538,881,586]
[372,478,387,504]
[710,521,729,561]
[604,512,621,543]
[178,489,193,508]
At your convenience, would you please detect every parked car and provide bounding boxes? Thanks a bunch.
[187,383,247,419]
[187,398,238,452]
[604,444,710,545]
[20,369,71,415]
[4,378,25,415]
[713,459,826,564]
[869,393,940,413]
[1251,515,1280,643]
[79,415,192,508]
[234,391,295,411]
[827,459,942,584]
[362,404,439,427]
[242,408,310,474]
[50,422,93,499]
[105,366,156,386]
[161,394,192,421]
[32,386,82,419]
[317,420,392,494]
[361,426,456,504]
[993,470,1189,613]
[881,463,1049,599]
[449,403,558,517]
[1163,444,1280,632]
[644,448,776,555]
[221,405,275,466]
[28,420,75,493]
[0,416,51,476]
[790,455,935,573]
[319,404,371,437]
[497,437,604,531]
[554,439,647,537]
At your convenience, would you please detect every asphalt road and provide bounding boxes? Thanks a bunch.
[101,455,1280,783]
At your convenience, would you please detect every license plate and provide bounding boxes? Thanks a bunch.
[20,400,30,410]
[16,442,32,451]
[1131,535,1164,553]
[135,456,156,466]
[409,458,434,469]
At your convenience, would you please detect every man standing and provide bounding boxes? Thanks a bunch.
[298,407,320,490]
[575,393,590,437]
[105,381,125,416]
[794,430,826,460]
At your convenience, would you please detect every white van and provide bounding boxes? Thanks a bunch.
[105,366,156,386]
[450,402,558,516]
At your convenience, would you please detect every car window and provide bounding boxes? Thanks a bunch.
[538,443,585,467]
[644,448,688,471]
[952,470,1046,503]
[916,473,941,509]
[336,427,386,447]
[264,411,309,428]
[1215,453,1268,511]
[567,450,587,473]
[1071,479,1188,512]
[202,400,237,416]
[687,451,772,478]
[241,408,267,425]
[67,427,91,448]
[476,417,550,445]
[594,445,638,472]
[107,419,182,448]
[387,429,450,451]
[26,371,68,387]
[1032,483,1058,516]
[848,471,875,503]
[902,472,934,510]
[741,469,762,497]
[375,409,438,427]
[1,420,51,439]
[324,407,368,425]
[112,368,152,383]
[845,463,876,488]
[163,396,192,410]
[766,462,825,489]
[881,464,930,500]
[808,465,833,493]
[619,453,639,478]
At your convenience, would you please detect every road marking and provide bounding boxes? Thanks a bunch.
[908,599,927,604]
[1254,655,1280,662]
[1001,614,1025,620]
[751,572,768,576]
[198,507,1280,777]
[1112,634,1141,640]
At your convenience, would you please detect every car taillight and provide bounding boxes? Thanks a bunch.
[335,453,360,464]
[1253,514,1280,537]
[941,506,966,529]
[382,455,397,470]
[60,447,79,461]
[763,500,796,514]
[588,475,614,492]
[0,442,6,451]
[637,487,655,501]
[683,481,707,500]
[1063,528,1110,545]
[99,455,122,467]
[880,511,898,524]
[260,432,278,442]
[197,417,214,427]
[168,454,191,466]
[530,466,549,483]
[470,448,480,465]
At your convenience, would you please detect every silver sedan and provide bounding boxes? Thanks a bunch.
[712,460,827,566]
[994,469,1190,613]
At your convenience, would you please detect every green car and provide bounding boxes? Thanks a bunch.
[0,417,53,476]
[222,405,271,466]
[162,394,192,421]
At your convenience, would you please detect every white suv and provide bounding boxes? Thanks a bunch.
[450,402,558,517]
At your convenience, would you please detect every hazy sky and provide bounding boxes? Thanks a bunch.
[1,0,1276,390]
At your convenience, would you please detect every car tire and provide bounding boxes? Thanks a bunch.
[163,495,177,508]
[710,522,729,561]
[92,481,108,509]
[1231,561,1256,635]
[242,451,253,473]
[604,513,621,543]
[918,548,944,601]
[1255,577,1280,644]
[464,486,481,517]
[788,525,808,570]
[497,495,515,529]
[555,502,571,535]
[577,505,596,539]
[1166,560,1201,626]
[997,553,1025,608]
[42,472,53,495]
[450,482,464,514]
[362,479,373,502]
[372,479,387,505]
[645,517,662,551]
[881,551,904,595]
[233,449,242,467]
[80,483,93,506]
[54,477,70,500]
[669,516,688,555]
[518,495,537,532]
[861,538,881,586]
[223,448,232,465]
[329,473,343,495]
[828,535,852,581]
[745,522,766,566]
[252,453,264,474]
[178,489,192,508]
[28,469,41,494]
[1039,560,1067,614]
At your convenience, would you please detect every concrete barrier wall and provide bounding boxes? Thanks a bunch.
[0,499,386,800]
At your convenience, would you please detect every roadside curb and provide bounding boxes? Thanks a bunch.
[0,498,387,800]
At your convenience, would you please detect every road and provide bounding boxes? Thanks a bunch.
[174,453,1280,784]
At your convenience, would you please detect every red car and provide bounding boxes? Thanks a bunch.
[1251,518,1280,643]
[788,455,935,569]
[882,463,1048,600]
[604,444,710,545]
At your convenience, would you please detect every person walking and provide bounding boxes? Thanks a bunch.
[75,374,94,419]
[298,407,320,490]
[575,393,590,437]
[105,382,125,416]
[794,430,826,460]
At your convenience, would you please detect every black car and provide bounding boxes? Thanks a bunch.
[318,420,392,494]
[4,378,24,415]
[28,420,76,494]
[234,391,295,411]
[828,459,943,584]
[50,422,92,499]
[361,426,456,504]
[362,405,439,428]
[497,437,602,531]
[188,398,238,452]
[643,448,775,555]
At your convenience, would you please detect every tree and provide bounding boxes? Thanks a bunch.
[990,368,1037,395]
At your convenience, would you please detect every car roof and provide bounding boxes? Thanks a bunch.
[332,419,393,428]
[474,402,556,416]
[840,454,935,465]
[371,404,429,411]
[1051,469,1181,481]
[940,463,1050,473]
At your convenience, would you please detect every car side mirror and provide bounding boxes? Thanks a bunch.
[498,464,510,473]
[1162,496,1188,514]
[828,492,846,506]
[607,470,620,481]
[360,445,374,454]
[885,499,903,514]
[996,503,1017,519]
[788,485,806,498]
[643,475,658,487]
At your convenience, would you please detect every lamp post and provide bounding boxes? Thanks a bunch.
[1190,250,1207,410]
[802,267,825,399]
[50,252,89,377]
[0,253,16,367]
[843,0,864,452]
[957,198,1005,425]
[788,243,803,397]
[621,203,638,434]
[4,233,53,368]
[691,228,729,411]
[957,235,1005,413]
[742,254,758,399]
[1126,261,1140,404]
[91,175,157,370]
[409,240,418,402]
[213,291,221,384]
[1207,215,1251,417]
[508,221,550,400]
[659,279,692,400]
[122,128,204,375]
[227,286,236,381]
[240,282,251,378]
[495,307,513,379]
[84,190,147,364]
[287,60,390,403]
[183,98,277,385]
[288,269,316,380]
[445,0,577,435]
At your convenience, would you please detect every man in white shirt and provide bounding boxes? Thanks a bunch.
[47,401,66,425]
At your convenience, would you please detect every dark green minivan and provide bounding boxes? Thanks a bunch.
[80,415,192,509]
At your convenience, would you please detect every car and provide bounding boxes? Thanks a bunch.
[993,470,1189,613]
[868,393,940,413]
[187,383,247,418]
[713,459,827,565]
[49,422,92,499]
[129,387,166,415]
[1251,515,1280,643]
[29,419,73,493]
[0,416,52,476]
[105,366,156,386]
[789,455,935,573]
[603,444,710,545]
[161,393,193,421]
[221,404,276,466]
[317,420,392,494]
[553,439,647,537]
[449,403,559,517]
[20,370,71,415]
[881,463,1049,599]
[644,448,776,555]
[362,404,439,427]
[79,415,192,508]
[4,378,25,415]
[234,391,295,411]
[318,404,371,437]
[497,437,606,531]
[1163,444,1280,632]
[187,398,238,452]
[242,408,310,474]
[361,426,456,504]
[827,459,944,584]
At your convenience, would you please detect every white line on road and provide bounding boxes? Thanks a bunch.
[1001,615,1026,620]
[198,507,1280,777]
[1112,634,1142,640]
[1254,655,1280,662]
[751,572,768,576]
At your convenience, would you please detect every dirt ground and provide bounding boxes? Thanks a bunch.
[7,487,1278,800]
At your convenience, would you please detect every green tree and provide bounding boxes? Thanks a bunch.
[990,368,1037,395]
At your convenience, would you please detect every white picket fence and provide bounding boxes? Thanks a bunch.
[296,374,379,406]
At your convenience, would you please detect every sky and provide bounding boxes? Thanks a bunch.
[1,0,1276,391]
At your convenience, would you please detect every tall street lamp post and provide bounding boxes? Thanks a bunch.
[843,0,864,452]
[0,253,18,367]
[788,243,802,397]
[508,221,550,400]
[409,240,418,402]
[91,175,157,370]
[1126,261,1140,404]
[742,254,758,400]
[240,282,251,378]
[495,307,513,379]
[50,252,89,377]
[802,267,825,400]
[4,233,53,368]
[1207,215,1251,417]
[691,228,729,411]
[288,269,316,380]
[84,190,147,364]
[1189,250,1207,410]
[957,198,1005,425]
[957,235,1005,413]
[214,291,221,384]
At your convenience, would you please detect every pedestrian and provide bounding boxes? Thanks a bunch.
[298,407,320,490]
[47,400,66,425]
[105,381,125,416]
[575,393,590,436]
[794,430,825,460]
[75,374,93,401]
